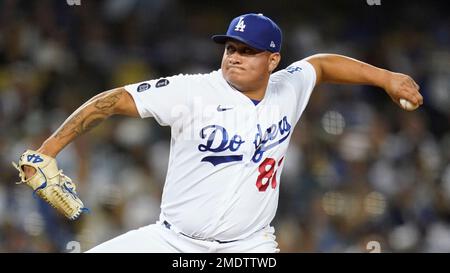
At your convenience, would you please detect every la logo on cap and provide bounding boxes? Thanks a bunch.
[234,17,246,32]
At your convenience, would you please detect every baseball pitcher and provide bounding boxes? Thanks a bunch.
[12,13,422,252]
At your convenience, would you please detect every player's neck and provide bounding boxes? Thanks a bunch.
[227,81,267,101]
[243,90,265,101]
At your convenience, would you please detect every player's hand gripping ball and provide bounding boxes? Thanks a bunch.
[12,150,87,220]
[399,98,419,111]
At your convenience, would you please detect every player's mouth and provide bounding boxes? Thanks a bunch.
[228,65,245,71]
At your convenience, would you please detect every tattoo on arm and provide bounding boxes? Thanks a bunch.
[54,90,123,140]
[94,92,121,110]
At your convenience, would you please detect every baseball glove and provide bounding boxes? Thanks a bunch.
[12,150,87,220]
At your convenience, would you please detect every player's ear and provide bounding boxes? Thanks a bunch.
[268,53,281,73]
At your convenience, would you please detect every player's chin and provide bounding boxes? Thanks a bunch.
[224,70,246,83]
[225,76,246,89]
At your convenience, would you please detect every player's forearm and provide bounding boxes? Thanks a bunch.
[37,89,124,157]
[307,54,390,89]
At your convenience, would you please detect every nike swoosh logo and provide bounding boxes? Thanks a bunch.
[217,105,233,112]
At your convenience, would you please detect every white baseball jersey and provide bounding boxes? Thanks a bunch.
[124,60,316,242]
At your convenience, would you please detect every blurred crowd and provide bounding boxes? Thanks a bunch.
[0,0,449,252]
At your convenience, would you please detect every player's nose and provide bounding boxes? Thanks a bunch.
[228,53,242,64]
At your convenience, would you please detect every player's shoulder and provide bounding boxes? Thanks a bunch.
[270,60,316,85]
[185,69,222,82]
[124,69,221,99]
[162,69,219,82]
[182,70,225,91]
[268,60,317,100]
[170,70,226,95]
[271,60,313,78]
[140,70,220,91]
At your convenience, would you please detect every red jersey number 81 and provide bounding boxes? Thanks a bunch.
[256,157,284,192]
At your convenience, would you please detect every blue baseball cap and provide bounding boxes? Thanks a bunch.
[212,13,282,53]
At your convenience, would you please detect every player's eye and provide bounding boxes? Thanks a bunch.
[242,48,254,55]
[239,47,262,56]
[226,45,236,55]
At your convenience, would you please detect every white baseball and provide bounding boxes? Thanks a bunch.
[399,98,418,111]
